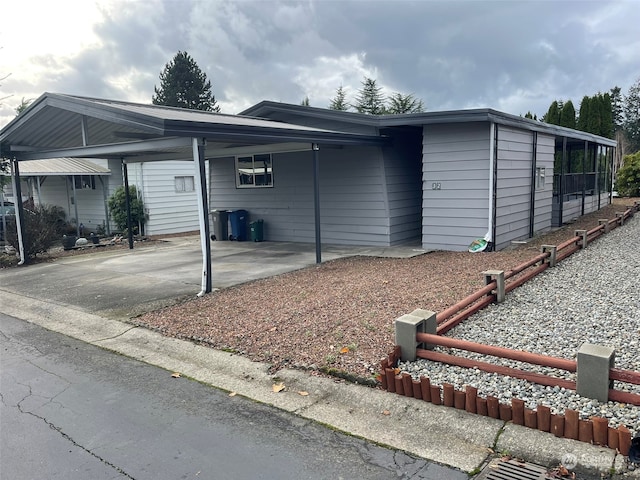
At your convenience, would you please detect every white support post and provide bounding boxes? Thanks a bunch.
[575,229,587,249]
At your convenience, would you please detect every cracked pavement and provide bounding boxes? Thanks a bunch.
[0,312,467,479]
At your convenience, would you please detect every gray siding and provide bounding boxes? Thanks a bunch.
[422,123,491,251]
[533,133,554,235]
[138,161,202,235]
[209,146,392,246]
[382,131,422,245]
[495,126,534,250]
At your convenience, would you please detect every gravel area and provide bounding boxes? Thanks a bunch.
[400,211,640,436]
[132,198,637,386]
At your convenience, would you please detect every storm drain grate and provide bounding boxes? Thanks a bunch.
[483,459,548,480]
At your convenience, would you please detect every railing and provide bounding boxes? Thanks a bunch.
[436,203,638,334]
[415,333,640,406]
[381,202,640,455]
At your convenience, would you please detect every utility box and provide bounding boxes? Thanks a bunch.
[210,210,229,241]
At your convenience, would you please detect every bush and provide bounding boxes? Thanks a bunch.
[5,204,69,259]
[616,151,640,197]
[107,185,146,234]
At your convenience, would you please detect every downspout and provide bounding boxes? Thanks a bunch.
[11,160,26,265]
[193,137,212,296]
[312,143,321,264]
[488,123,498,251]
[529,131,537,238]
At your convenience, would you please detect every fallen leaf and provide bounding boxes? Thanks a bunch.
[382,410,391,416]
[229,392,237,397]
[272,383,285,393]
[298,391,309,396]
[339,346,349,354]
[171,372,181,378]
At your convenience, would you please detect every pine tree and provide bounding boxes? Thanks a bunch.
[301,96,310,106]
[559,100,576,129]
[624,78,640,152]
[543,101,561,124]
[152,51,219,112]
[577,96,591,132]
[611,86,624,130]
[328,85,349,111]
[386,92,424,114]
[354,77,386,115]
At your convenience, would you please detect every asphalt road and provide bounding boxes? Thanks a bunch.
[0,313,466,480]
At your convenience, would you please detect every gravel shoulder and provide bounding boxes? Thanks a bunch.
[132,198,639,389]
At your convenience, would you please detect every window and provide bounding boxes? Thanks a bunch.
[175,176,195,192]
[535,167,546,190]
[236,154,273,188]
[74,175,96,190]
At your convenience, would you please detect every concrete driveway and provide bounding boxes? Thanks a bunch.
[0,236,426,319]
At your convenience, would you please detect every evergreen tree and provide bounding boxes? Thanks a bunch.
[328,85,349,111]
[354,77,386,115]
[152,51,219,112]
[558,100,576,129]
[301,96,310,106]
[386,92,424,114]
[611,86,624,130]
[599,92,613,138]
[543,100,561,124]
[577,96,591,132]
[624,77,640,152]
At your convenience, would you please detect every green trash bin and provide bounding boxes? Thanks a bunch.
[250,219,264,242]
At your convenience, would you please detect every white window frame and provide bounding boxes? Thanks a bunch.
[235,154,273,188]
[175,175,195,193]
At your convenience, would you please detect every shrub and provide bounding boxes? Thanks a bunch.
[5,204,69,259]
[616,151,640,197]
[107,185,146,234]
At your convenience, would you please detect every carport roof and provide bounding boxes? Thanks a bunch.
[0,93,387,162]
[1,158,111,176]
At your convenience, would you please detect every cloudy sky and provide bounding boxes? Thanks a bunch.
[1,0,638,128]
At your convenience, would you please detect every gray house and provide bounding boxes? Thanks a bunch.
[224,102,616,251]
[1,94,616,273]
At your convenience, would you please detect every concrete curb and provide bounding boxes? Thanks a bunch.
[1,289,637,477]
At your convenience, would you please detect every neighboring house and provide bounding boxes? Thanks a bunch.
[1,157,204,236]
[0,93,616,255]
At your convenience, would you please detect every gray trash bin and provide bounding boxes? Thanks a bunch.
[210,210,229,241]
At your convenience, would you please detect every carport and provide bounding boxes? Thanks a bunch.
[0,93,386,294]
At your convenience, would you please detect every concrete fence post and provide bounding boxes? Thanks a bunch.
[575,229,587,249]
[577,343,615,403]
[616,212,625,226]
[540,245,557,268]
[482,270,505,303]
[394,309,437,362]
[598,219,610,234]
